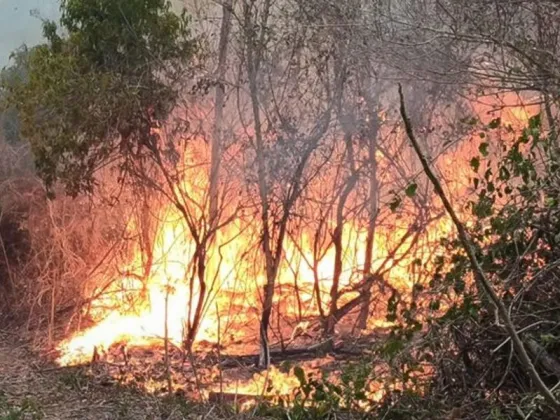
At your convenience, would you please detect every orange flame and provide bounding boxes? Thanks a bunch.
[55,94,539,401]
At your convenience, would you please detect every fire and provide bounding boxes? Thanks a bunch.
[54,120,460,366]
[56,204,436,365]
[209,359,390,411]
[53,92,539,404]
[219,365,301,400]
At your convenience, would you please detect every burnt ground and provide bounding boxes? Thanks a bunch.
[0,329,270,420]
[0,323,380,420]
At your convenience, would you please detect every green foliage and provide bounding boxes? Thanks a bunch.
[290,365,370,419]
[488,117,501,129]
[0,108,22,146]
[405,182,418,197]
[470,156,480,172]
[355,114,560,420]
[1,0,198,196]
[0,393,43,420]
[435,113,559,302]
[389,195,402,212]
[0,47,29,145]
[253,363,375,420]
[399,114,560,418]
[464,115,555,283]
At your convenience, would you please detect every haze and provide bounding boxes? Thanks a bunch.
[0,0,59,67]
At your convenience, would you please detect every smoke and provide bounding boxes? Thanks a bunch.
[0,0,59,67]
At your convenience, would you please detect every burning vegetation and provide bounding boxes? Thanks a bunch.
[1,0,560,418]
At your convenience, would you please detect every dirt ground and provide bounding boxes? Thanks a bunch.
[0,330,250,420]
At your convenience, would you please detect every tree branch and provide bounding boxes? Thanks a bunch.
[398,83,560,412]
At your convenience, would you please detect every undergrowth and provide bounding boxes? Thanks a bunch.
[0,393,43,420]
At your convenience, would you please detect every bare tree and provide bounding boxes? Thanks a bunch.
[238,0,348,366]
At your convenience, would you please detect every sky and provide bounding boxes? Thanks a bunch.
[0,0,59,67]
[0,0,187,68]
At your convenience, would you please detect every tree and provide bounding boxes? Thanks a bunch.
[0,47,30,146]
[238,0,349,366]
[0,0,228,353]
[399,86,560,413]
[1,0,197,196]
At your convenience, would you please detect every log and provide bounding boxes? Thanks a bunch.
[208,391,276,404]
[217,346,362,368]
[527,338,560,378]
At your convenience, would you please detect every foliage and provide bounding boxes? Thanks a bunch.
[252,362,375,420]
[0,393,43,420]
[1,0,197,196]
[381,115,560,418]
[436,114,560,313]
[0,47,29,146]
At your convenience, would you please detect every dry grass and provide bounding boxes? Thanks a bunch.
[0,330,277,420]
[0,138,148,351]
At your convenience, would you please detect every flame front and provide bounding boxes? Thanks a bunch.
[55,93,537,402]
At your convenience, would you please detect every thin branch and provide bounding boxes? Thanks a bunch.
[398,83,560,412]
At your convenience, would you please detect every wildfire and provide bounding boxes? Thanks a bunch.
[54,93,538,404]
[55,125,456,366]
[208,359,391,411]
[56,198,453,366]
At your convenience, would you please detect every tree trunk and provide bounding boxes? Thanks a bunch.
[139,193,153,301]
[164,284,172,392]
[326,133,358,336]
[357,114,380,330]
[243,0,274,368]
[209,0,232,229]
[184,246,207,351]
[184,0,233,352]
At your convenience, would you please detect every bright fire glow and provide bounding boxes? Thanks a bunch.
[55,94,538,400]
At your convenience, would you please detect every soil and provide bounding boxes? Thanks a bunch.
[0,330,257,420]
[0,325,378,419]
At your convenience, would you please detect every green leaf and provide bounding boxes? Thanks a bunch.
[478,142,489,157]
[454,277,465,293]
[528,114,541,130]
[472,195,494,218]
[473,177,480,189]
[293,366,307,386]
[405,183,418,197]
[488,118,501,129]
[498,166,510,181]
[381,336,405,359]
[470,157,480,172]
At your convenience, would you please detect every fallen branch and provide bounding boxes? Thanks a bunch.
[218,346,362,368]
[492,321,553,354]
[527,338,560,378]
[398,84,560,412]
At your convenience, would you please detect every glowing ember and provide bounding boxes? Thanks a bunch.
[220,366,301,398]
